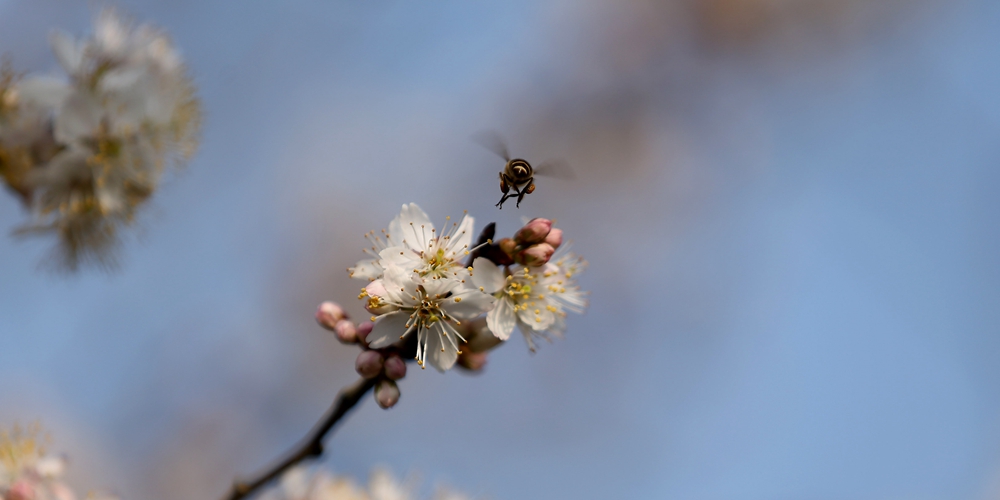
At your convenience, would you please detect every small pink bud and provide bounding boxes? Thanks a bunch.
[356,321,374,346]
[514,218,552,245]
[316,302,346,330]
[333,319,357,344]
[543,227,563,248]
[355,350,384,379]
[374,379,400,409]
[457,351,488,371]
[517,243,555,267]
[383,353,407,380]
[8,480,35,500]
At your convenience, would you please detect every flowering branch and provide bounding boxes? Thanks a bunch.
[226,207,588,500]
[224,376,378,500]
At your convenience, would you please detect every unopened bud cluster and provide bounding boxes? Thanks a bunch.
[0,8,201,270]
[317,302,406,409]
[495,217,563,267]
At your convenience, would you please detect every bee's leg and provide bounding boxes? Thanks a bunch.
[515,179,533,208]
[496,192,512,209]
[496,188,520,210]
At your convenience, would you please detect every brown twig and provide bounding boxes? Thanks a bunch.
[223,377,378,500]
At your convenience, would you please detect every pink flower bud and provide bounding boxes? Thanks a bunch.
[316,302,346,331]
[543,227,563,248]
[355,350,384,379]
[356,321,374,347]
[7,480,35,500]
[383,353,407,380]
[517,243,555,267]
[333,319,357,344]
[514,218,552,245]
[457,351,488,371]
[374,379,400,409]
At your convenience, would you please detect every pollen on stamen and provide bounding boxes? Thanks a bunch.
[454,297,462,302]
[370,316,377,321]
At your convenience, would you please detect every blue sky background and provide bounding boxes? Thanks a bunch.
[1,1,999,499]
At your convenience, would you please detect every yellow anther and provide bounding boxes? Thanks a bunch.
[370,316,377,322]
[454,297,462,303]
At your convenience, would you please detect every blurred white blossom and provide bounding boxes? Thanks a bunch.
[0,424,115,500]
[261,466,473,500]
[0,8,201,270]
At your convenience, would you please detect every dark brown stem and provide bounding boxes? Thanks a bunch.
[223,377,378,500]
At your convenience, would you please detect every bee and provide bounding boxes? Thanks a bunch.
[474,131,574,209]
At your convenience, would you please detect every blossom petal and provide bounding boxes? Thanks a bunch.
[487,298,516,341]
[49,30,83,75]
[426,326,458,372]
[446,213,475,255]
[472,257,505,293]
[16,77,71,108]
[54,91,102,143]
[517,301,555,331]
[390,203,433,251]
[444,288,495,320]
[367,311,410,349]
[379,245,421,270]
[381,264,420,305]
[419,275,459,298]
[348,258,382,280]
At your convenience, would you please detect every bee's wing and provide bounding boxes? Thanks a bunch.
[534,159,575,180]
[472,130,510,162]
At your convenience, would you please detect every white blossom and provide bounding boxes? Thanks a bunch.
[349,203,478,284]
[473,249,588,351]
[364,264,495,371]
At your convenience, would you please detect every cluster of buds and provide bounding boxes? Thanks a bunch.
[317,302,403,409]
[0,424,114,500]
[318,203,588,410]
[491,217,562,267]
[316,299,502,409]
[0,8,201,270]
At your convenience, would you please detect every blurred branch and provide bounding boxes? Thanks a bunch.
[223,377,378,500]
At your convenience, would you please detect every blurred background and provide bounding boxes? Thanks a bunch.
[2,0,1000,498]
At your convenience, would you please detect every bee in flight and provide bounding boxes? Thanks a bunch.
[474,131,574,209]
